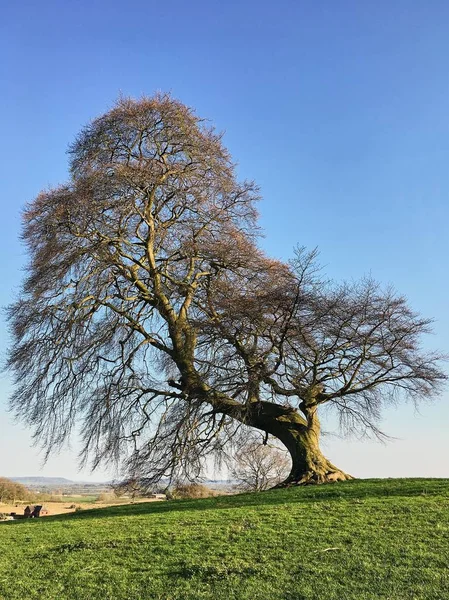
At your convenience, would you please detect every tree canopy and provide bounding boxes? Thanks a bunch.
[7,94,447,485]
[0,478,31,504]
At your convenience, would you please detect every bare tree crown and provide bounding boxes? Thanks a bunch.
[7,94,447,486]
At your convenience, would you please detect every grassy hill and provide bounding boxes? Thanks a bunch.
[0,479,448,600]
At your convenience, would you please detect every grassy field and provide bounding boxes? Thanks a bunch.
[0,479,448,600]
[57,495,99,503]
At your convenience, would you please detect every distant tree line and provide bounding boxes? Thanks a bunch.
[0,478,32,504]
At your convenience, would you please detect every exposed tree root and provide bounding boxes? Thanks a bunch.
[276,469,354,487]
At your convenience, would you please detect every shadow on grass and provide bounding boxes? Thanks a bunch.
[26,478,447,524]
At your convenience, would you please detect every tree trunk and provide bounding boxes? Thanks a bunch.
[179,363,353,486]
[246,402,353,486]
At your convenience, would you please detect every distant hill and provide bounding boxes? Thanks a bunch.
[8,477,111,493]
[10,477,75,486]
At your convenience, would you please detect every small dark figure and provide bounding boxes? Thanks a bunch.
[31,505,42,518]
[23,506,31,518]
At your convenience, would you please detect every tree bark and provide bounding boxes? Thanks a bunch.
[245,402,353,485]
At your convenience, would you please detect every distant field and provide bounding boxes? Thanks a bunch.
[56,495,99,503]
[0,496,162,517]
[0,479,448,600]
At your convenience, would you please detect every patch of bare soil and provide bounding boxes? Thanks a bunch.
[0,497,164,518]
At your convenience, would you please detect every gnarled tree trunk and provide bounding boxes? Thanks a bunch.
[178,361,352,486]
[245,402,353,485]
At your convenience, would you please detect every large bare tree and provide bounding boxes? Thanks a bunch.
[7,94,447,486]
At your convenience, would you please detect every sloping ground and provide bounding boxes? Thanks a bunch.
[0,479,448,600]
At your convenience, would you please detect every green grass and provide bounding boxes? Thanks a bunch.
[0,479,448,600]
[47,495,99,504]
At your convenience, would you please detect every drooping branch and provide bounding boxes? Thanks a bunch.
[7,94,447,487]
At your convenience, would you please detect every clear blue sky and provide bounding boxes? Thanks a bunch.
[1,0,448,481]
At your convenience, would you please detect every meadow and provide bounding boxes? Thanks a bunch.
[0,479,448,600]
